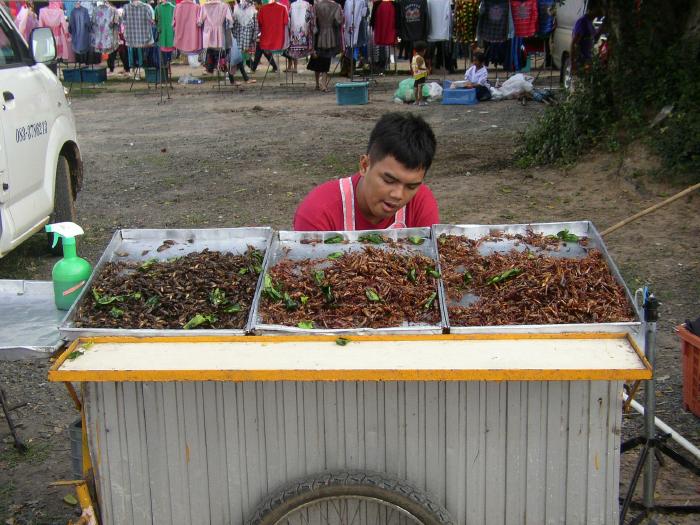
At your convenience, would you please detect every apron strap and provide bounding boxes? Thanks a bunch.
[338,176,355,231]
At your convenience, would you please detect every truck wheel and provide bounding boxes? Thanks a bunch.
[47,155,77,255]
[246,470,454,525]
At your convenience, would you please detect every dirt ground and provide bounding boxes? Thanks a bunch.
[0,63,698,524]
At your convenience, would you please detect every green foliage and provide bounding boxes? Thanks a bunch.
[517,0,700,180]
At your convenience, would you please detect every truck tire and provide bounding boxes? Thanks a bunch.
[47,155,77,255]
[246,470,454,525]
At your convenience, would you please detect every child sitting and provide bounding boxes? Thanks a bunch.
[411,41,429,106]
[464,52,492,101]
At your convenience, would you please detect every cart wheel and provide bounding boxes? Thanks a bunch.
[246,470,454,525]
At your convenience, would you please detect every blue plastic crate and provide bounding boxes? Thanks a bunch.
[62,67,82,83]
[81,66,107,84]
[335,81,369,105]
[145,67,163,84]
[442,80,477,105]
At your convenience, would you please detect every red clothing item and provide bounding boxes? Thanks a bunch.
[258,2,289,51]
[373,1,397,45]
[510,0,538,38]
[293,173,439,231]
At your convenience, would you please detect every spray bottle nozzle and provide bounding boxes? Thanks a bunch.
[45,222,84,248]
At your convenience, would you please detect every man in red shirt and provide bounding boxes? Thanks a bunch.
[293,113,439,231]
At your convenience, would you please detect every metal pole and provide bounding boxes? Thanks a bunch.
[642,294,659,510]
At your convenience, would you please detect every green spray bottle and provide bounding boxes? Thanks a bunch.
[45,222,92,310]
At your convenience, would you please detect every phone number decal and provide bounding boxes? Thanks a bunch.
[15,121,48,143]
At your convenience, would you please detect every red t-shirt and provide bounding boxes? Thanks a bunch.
[293,173,440,231]
[510,0,538,38]
[258,2,289,51]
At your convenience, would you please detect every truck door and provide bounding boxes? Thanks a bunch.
[0,12,54,234]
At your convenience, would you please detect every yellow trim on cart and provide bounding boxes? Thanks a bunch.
[49,367,652,383]
[48,331,651,383]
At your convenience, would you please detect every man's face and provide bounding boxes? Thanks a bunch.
[357,154,426,224]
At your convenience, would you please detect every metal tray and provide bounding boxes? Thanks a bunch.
[0,280,66,359]
[432,221,642,335]
[251,228,446,335]
[60,227,273,339]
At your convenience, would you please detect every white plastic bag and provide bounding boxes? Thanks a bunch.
[187,53,200,68]
[426,82,443,100]
[490,73,534,100]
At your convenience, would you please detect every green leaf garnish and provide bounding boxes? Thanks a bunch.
[313,270,325,286]
[224,303,241,313]
[183,313,217,330]
[321,284,334,303]
[324,234,344,244]
[297,321,314,329]
[336,337,350,346]
[408,236,425,245]
[66,350,84,361]
[365,288,381,302]
[556,229,579,242]
[92,288,124,305]
[407,268,417,283]
[359,233,384,244]
[427,268,441,278]
[263,274,283,300]
[423,291,437,310]
[462,271,473,284]
[138,258,158,271]
[145,296,160,309]
[283,292,299,311]
[327,251,344,259]
[300,295,309,305]
[109,307,124,318]
[238,267,249,275]
[209,288,227,306]
[131,291,142,300]
[486,268,522,285]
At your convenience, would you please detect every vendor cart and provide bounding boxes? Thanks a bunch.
[48,222,652,525]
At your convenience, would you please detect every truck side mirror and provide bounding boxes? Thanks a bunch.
[30,27,57,64]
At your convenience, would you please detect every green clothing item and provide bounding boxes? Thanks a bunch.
[155,1,176,48]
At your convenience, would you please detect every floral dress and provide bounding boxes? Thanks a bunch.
[287,0,315,59]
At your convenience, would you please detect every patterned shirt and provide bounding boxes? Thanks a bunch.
[91,3,120,53]
[232,12,259,52]
[123,1,154,47]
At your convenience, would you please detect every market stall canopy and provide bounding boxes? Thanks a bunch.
[49,333,652,383]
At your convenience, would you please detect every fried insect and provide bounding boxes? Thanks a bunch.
[74,248,263,329]
[439,234,634,326]
[259,246,440,329]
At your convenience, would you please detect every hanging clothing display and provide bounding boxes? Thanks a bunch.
[15,5,39,43]
[198,0,233,49]
[173,0,201,53]
[91,2,119,53]
[426,0,450,42]
[537,0,555,35]
[287,0,315,59]
[371,0,397,46]
[397,0,429,43]
[258,1,289,51]
[343,0,367,48]
[232,0,258,53]
[39,2,74,61]
[123,0,154,47]
[453,0,479,43]
[154,1,176,49]
[478,0,509,43]
[510,0,537,38]
[68,4,91,54]
[313,0,343,56]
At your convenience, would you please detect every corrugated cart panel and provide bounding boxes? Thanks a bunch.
[84,378,623,525]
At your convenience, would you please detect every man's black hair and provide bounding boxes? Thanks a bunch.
[367,113,437,173]
[474,51,486,64]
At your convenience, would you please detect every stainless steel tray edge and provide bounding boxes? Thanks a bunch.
[60,227,273,339]
[251,228,445,335]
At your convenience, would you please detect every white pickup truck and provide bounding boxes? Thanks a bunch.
[0,6,82,258]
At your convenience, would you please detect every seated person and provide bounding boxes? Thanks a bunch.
[293,112,439,231]
[463,51,491,101]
